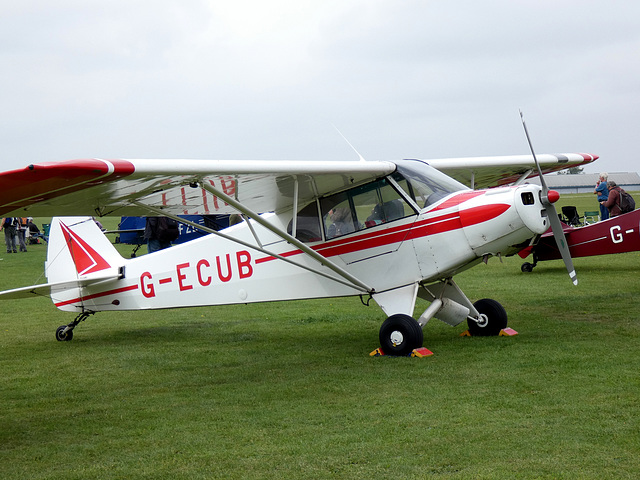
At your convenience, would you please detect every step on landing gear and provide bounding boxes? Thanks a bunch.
[55,311,94,341]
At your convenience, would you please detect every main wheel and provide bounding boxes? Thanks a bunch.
[55,325,73,342]
[467,299,507,336]
[379,314,423,356]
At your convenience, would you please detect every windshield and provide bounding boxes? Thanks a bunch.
[393,159,469,208]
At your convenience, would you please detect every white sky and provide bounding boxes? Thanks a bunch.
[1,0,639,174]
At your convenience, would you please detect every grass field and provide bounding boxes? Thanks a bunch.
[1,195,639,479]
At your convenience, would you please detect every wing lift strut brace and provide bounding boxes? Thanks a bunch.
[513,168,534,186]
[132,184,374,295]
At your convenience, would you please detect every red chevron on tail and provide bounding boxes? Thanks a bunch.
[60,221,112,275]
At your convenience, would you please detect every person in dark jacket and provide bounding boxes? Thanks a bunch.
[602,181,622,217]
[1,217,18,253]
[144,217,179,253]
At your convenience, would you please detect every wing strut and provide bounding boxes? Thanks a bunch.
[199,181,374,293]
[513,168,534,186]
[291,176,299,238]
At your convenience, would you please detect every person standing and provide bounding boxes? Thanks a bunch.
[144,217,180,253]
[601,181,622,217]
[17,217,28,252]
[1,217,18,253]
[27,218,42,244]
[594,172,609,221]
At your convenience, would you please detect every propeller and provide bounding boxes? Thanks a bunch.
[519,111,578,286]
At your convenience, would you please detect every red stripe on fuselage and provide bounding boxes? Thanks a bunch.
[460,203,510,228]
[256,202,510,263]
[54,284,139,307]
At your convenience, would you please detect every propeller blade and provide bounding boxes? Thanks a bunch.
[519,111,578,285]
[546,200,578,285]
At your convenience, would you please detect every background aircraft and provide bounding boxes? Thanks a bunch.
[519,208,640,272]
[0,151,597,354]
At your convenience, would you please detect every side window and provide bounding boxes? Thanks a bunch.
[321,178,413,240]
[392,170,436,206]
[391,173,415,203]
[287,201,322,242]
[321,192,356,239]
[377,182,412,222]
[393,161,468,208]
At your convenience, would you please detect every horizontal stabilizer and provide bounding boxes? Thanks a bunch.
[0,273,121,300]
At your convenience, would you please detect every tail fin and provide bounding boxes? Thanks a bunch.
[46,217,124,285]
[0,217,123,305]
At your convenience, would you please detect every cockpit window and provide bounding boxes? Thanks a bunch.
[320,177,413,240]
[288,201,322,242]
[287,173,426,243]
[321,192,355,239]
[394,159,469,208]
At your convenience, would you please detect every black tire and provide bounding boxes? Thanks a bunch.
[521,262,534,273]
[467,299,507,336]
[55,325,73,342]
[379,314,423,356]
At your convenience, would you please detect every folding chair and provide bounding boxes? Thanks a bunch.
[583,211,600,225]
[561,206,582,226]
[42,223,51,242]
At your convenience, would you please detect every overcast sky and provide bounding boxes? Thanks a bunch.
[1,0,639,175]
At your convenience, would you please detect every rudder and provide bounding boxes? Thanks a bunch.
[46,217,124,285]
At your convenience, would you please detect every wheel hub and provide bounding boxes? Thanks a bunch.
[389,330,404,346]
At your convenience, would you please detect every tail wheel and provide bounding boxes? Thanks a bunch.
[467,299,507,336]
[521,262,534,273]
[379,314,423,356]
[55,325,73,342]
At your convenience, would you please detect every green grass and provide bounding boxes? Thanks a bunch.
[1,205,640,479]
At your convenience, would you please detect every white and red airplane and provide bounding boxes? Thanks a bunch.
[0,146,597,354]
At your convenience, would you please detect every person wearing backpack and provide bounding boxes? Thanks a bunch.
[602,181,622,217]
[1,217,18,253]
[16,217,28,252]
[601,181,635,217]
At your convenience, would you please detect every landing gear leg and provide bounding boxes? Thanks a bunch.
[55,311,95,342]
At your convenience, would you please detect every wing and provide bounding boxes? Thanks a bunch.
[0,153,598,218]
[425,153,598,189]
[0,159,397,217]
